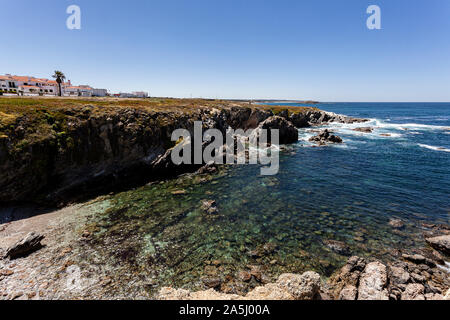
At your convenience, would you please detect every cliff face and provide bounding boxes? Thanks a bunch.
[0,98,364,205]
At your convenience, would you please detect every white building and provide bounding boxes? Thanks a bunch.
[119,91,149,98]
[132,91,148,98]
[64,85,94,97]
[92,88,108,97]
[0,74,71,96]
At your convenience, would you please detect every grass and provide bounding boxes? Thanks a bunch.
[0,96,318,145]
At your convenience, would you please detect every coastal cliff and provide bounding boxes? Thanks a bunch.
[0,97,364,205]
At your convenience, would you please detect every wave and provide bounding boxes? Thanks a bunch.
[374,120,450,131]
[418,144,450,153]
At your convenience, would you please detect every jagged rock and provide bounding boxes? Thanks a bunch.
[329,256,366,298]
[357,261,389,300]
[324,240,351,256]
[390,266,410,285]
[389,218,405,229]
[339,285,358,300]
[425,235,450,255]
[353,127,374,133]
[158,272,321,300]
[401,284,425,300]
[253,116,299,144]
[309,129,343,145]
[5,232,44,259]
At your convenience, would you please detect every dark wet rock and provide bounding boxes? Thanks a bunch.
[425,235,450,255]
[402,254,436,268]
[389,218,405,229]
[5,232,44,260]
[196,162,218,175]
[401,284,425,300]
[254,116,299,144]
[309,129,343,145]
[237,271,252,282]
[201,277,222,289]
[324,240,351,256]
[200,199,218,215]
[249,265,263,282]
[353,127,374,133]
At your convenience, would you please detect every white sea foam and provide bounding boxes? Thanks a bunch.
[437,262,450,273]
[374,119,450,131]
[418,144,450,153]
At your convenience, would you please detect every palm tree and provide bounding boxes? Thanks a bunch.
[52,71,66,97]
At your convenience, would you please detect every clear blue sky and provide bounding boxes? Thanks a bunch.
[1,0,449,101]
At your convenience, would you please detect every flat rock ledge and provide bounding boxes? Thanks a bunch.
[158,272,321,300]
[426,235,450,255]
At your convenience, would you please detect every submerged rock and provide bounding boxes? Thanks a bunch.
[5,232,45,260]
[426,235,450,255]
[309,129,343,145]
[201,199,219,215]
[389,218,405,229]
[352,127,374,133]
[324,240,351,256]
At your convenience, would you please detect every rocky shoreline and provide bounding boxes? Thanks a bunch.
[158,226,450,300]
[1,98,448,301]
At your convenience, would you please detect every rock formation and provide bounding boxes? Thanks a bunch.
[4,232,45,260]
[158,271,321,300]
[309,129,343,145]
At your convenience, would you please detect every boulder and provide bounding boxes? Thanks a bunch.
[254,116,299,144]
[276,272,321,300]
[309,129,343,145]
[426,235,450,255]
[357,261,389,300]
[401,284,425,300]
[4,232,45,259]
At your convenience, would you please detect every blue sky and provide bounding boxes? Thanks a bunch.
[1,0,449,101]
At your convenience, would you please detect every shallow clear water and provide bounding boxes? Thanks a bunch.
[82,103,450,295]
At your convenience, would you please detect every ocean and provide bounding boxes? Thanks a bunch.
[80,102,450,294]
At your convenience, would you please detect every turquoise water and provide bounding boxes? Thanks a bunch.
[82,103,450,296]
